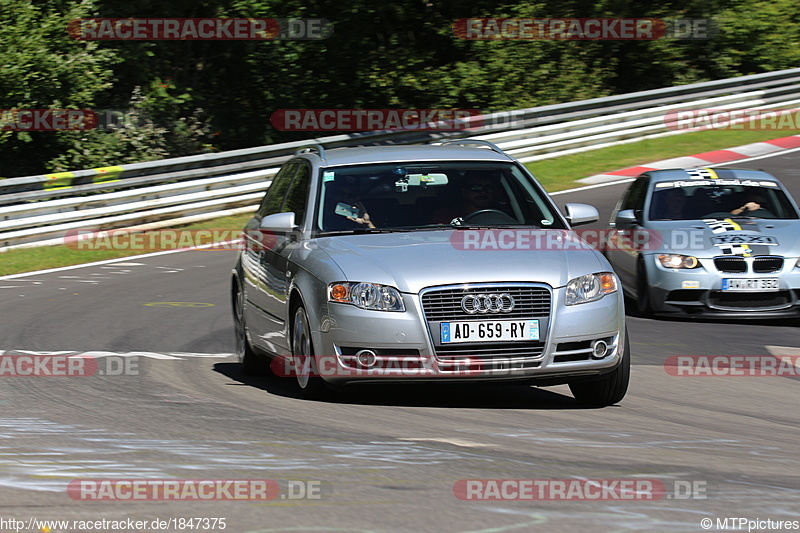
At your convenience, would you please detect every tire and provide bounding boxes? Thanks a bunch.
[233,280,269,376]
[291,305,329,400]
[569,329,630,407]
[636,259,654,318]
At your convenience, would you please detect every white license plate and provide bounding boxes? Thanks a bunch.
[440,320,539,344]
[721,278,779,292]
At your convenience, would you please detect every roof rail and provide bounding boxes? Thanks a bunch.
[434,139,506,155]
[296,144,326,160]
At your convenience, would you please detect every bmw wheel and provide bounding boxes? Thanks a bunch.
[636,259,654,318]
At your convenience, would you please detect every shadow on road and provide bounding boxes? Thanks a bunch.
[213,362,606,410]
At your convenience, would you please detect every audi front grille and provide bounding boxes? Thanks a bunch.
[421,285,551,320]
[420,284,551,364]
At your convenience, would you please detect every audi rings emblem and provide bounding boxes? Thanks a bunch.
[461,293,515,314]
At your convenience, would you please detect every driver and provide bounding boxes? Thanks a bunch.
[730,190,768,216]
[430,170,503,224]
[462,172,497,213]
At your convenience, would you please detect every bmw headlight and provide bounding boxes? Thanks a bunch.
[658,254,699,269]
[328,282,405,312]
[565,272,618,306]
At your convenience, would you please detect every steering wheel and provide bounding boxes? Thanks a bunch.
[744,208,776,219]
[462,209,515,224]
[703,209,776,219]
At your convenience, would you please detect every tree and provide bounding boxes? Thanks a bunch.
[0,0,118,177]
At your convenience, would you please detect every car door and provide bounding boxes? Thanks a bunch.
[242,161,300,352]
[607,175,649,288]
[270,160,312,348]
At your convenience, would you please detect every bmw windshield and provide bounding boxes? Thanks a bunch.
[649,181,800,221]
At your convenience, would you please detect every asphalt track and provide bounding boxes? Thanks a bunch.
[0,150,798,533]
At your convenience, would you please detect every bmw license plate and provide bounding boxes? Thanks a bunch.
[440,320,539,344]
[721,278,779,292]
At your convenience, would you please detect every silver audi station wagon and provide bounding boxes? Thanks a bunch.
[231,140,629,405]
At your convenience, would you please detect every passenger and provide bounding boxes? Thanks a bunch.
[326,178,376,229]
[654,188,687,220]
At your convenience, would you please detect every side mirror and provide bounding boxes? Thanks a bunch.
[259,212,297,232]
[564,203,599,227]
[614,209,639,226]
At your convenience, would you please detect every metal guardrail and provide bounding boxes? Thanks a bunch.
[2,67,800,251]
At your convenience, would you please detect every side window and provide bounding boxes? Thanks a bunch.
[621,176,649,211]
[281,162,311,225]
[257,162,298,218]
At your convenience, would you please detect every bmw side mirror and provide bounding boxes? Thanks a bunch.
[564,203,599,227]
[614,209,639,226]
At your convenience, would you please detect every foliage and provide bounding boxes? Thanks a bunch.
[1,0,799,177]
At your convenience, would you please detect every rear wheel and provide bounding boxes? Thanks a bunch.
[291,305,329,400]
[636,259,654,318]
[233,281,268,376]
[569,330,630,407]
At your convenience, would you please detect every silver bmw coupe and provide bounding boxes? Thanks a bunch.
[606,167,800,318]
[231,140,628,405]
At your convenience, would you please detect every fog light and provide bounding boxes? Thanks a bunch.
[355,349,377,367]
[591,340,608,359]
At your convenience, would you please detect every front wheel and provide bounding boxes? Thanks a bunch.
[291,305,329,400]
[636,260,654,318]
[569,330,630,407]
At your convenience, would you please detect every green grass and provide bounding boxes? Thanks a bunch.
[0,213,253,276]
[527,129,800,192]
[3,128,799,276]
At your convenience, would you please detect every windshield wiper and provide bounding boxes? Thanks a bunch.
[450,224,539,230]
[318,227,417,235]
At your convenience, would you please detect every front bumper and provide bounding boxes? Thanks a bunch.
[645,254,800,318]
[310,284,625,386]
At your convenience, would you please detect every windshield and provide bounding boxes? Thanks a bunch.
[316,161,565,232]
[649,182,800,221]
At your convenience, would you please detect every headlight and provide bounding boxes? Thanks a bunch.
[328,282,405,312]
[565,272,618,306]
[658,254,699,269]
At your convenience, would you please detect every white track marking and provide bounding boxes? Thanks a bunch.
[0,240,238,280]
[0,349,234,360]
